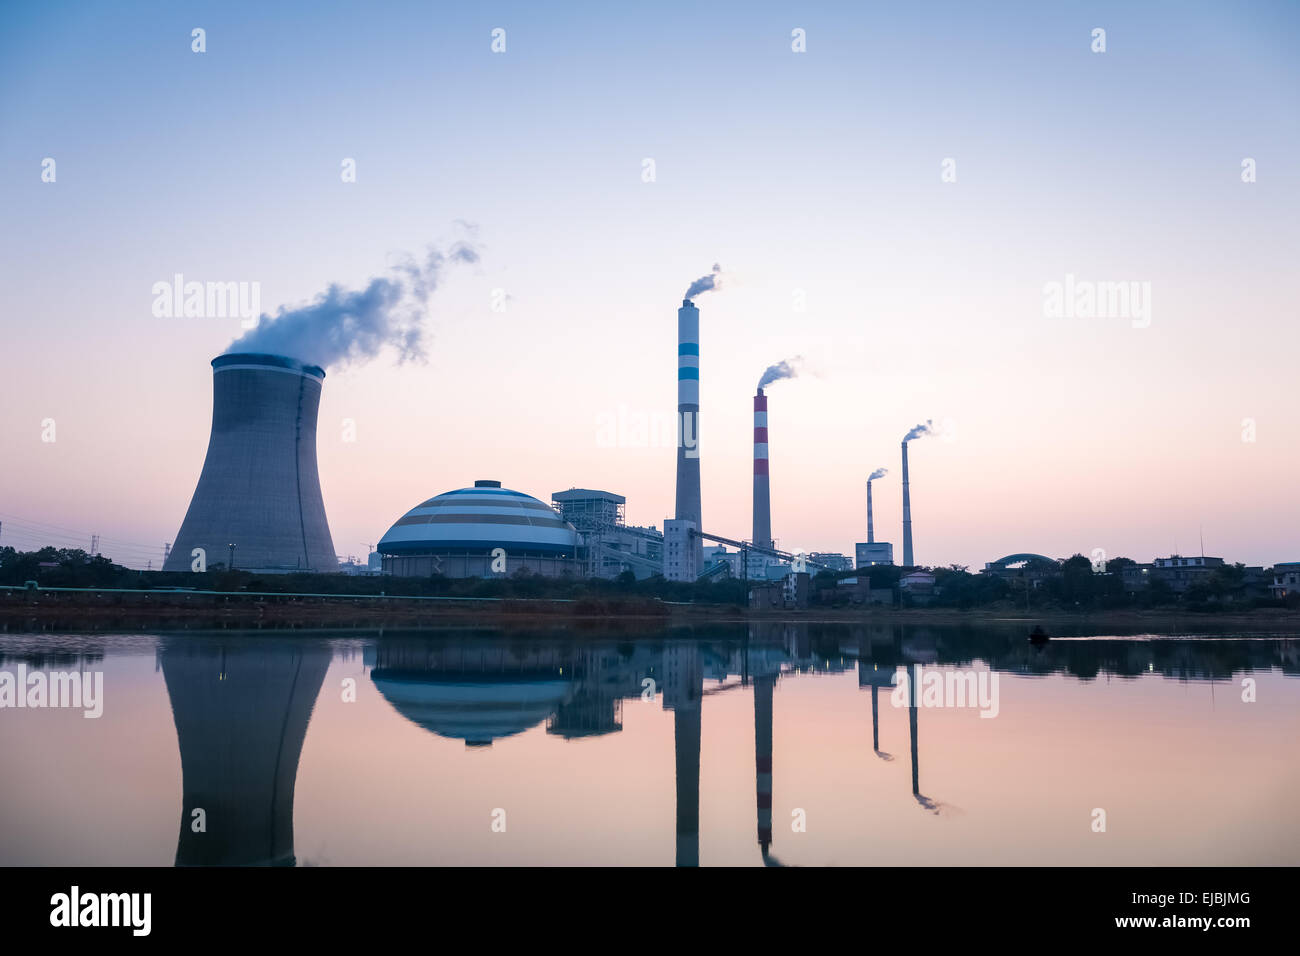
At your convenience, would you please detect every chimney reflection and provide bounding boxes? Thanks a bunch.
[857,626,940,811]
[664,642,703,868]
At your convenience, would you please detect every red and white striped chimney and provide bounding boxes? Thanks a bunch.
[753,388,772,550]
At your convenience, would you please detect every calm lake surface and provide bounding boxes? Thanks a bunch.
[2,622,1297,866]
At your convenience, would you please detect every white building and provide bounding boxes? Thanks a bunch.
[1271,562,1300,598]
[663,519,699,582]
[900,570,935,593]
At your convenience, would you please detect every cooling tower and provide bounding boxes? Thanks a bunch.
[901,440,913,567]
[752,388,772,550]
[867,477,875,544]
[675,299,703,570]
[164,353,337,573]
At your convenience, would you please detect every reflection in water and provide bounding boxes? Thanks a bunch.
[369,644,572,747]
[160,639,330,866]
[857,627,895,761]
[753,671,784,866]
[665,643,703,867]
[855,625,938,809]
[122,622,1299,866]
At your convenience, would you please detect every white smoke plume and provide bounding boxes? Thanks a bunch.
[758,355,803,390]
[903,420,934,442]
[684,263,722,299]
[228,241,479,370]
[868,468,888,481]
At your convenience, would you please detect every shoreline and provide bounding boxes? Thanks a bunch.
[3,591,1299,633]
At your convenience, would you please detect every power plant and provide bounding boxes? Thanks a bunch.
[146,266,915,584]
[164,353,337,573]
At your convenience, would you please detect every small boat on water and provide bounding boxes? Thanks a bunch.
[1028,625,1050,645]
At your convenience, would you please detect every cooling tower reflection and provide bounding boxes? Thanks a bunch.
[160,637,330,866]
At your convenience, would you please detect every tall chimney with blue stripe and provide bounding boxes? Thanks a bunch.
[675,299,703,573]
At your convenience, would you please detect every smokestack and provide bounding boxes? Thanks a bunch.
[865,467,886,547]
[752,388,772,551]
[867,479,875,544]
[901,440,913,567]
[675,299,703,571]
[164,353,337,573]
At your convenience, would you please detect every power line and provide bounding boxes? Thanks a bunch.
[0,519,166,569]
[0,511,167,551]
[1,530,160,557]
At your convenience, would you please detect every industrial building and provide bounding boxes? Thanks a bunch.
[855,472,894,568]
[551,488,663,580]
[663,519,699,581]
[856,542,894,568]
[378,480,582,577]
[702,544,740,577]
[165,353,337,573]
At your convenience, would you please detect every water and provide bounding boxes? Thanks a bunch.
[1,622,1297,866]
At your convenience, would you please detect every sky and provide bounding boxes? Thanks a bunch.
[1,0,1297,570]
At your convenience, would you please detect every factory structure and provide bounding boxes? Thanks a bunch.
[165,289,909,585]
[550,489,664,579]
[164,353,336,573]
[856,472,894,569]
[150,334,1293,595]
[377,481,584,578]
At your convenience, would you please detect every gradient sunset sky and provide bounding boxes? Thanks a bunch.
[1,1,1297,569]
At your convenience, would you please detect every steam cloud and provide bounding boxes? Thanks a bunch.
[758,355,804,390]
[228,241,479,370]
[868,468,888,481]
[903,420,934,442]
[684,263,722,299]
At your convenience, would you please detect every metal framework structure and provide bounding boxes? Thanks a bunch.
[689,528,838,575]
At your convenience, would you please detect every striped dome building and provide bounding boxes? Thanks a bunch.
[378,480,583,578]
